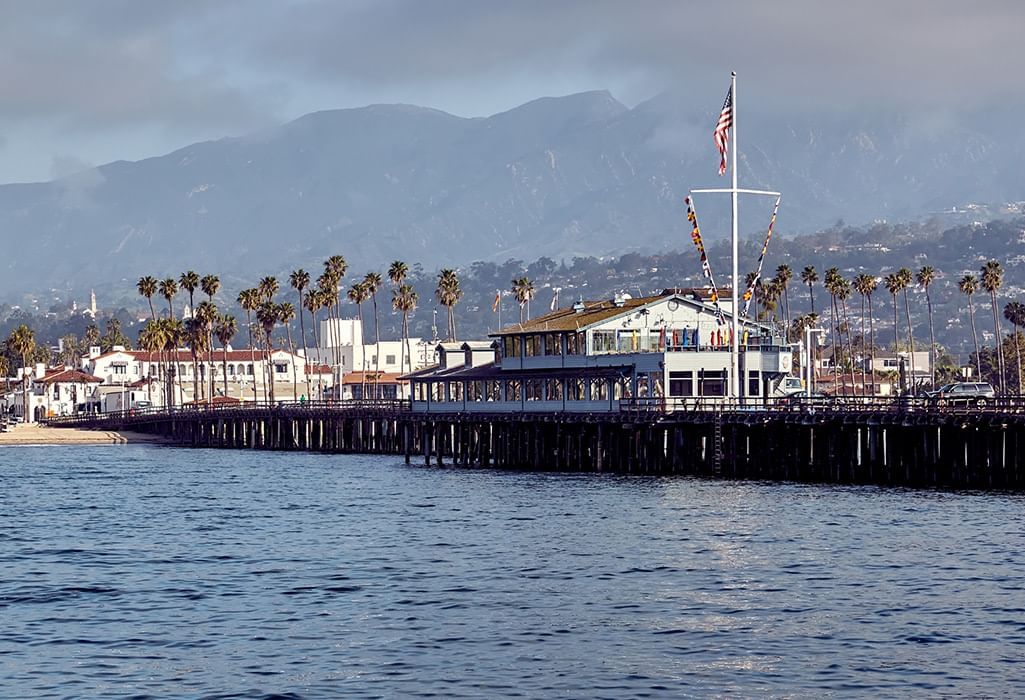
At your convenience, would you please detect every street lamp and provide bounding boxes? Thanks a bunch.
[804,327,825,397]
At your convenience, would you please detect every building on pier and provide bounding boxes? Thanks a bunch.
[406,289,792,413]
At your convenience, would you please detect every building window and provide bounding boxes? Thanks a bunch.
[524,335,542,357]
[590,378,609,401]
[748,371,761,397]
[669,371,693,397]
[448,381,463,401]
[566,332,584,355]
[467,381,483,401]
[592,330,615,354]
[414,382,427,401]
[485,380,501,401]
[228,364,235,376]
[567,378,586,401]
[274,363,288,374]
[699,371,726,397]
[430,382,443,401]
[247,364,254,375]
[545,378,563,400]
[386,354,396,365]
[503,336,521,358]
[525,378,543,401]
[506,379,522,401]
[544,333,562,356]
[112,364,127,375]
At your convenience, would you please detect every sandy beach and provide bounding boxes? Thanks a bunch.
[0,423,174,446]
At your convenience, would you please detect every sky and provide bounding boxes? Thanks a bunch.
[0,0,1022,184]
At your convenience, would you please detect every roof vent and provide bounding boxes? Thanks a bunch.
[612,294,625,307]
[572,298,585,313]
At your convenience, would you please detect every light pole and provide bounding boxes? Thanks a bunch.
[804,327,825,397]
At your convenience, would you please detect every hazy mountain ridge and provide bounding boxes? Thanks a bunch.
[0,90,1021,296]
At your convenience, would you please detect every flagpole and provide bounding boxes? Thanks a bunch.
[497,289,502,330]
[730,70,740,402]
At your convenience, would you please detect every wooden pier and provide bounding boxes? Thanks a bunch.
[43,399,1025,490]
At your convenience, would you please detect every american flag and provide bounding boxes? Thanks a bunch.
[714,86,733,176]
[492,291,501,313]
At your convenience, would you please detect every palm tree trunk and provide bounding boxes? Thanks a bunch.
[830,294,839,391]
[859,294,867,393]
[246,312,257,404]
[926,291,936,387]
[1014,323,1023,395]
[968,296,981,381]
[808,283,815,315]
[222,350,229,400]
[310,305,321,400]
[842,297,857,395]
[298,289,311,399]
[868,295,876,395]
[357,302,366,400]
[266,336,276,404]
[287,324,298,401]
[903,290,916,390]
[372,293,380,400]
[992,292,1005,393]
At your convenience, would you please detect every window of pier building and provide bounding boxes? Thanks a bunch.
[669,371,693,397]
[525,378,543,401]
[524,334,542,357]
[467,380,483,402]
[613,377,632,400]
[485,380,501,401]
[506,379,522,401]
[637,373,663,398]
[430,381,444,402]
[747,371,761,397]
[545,378,563,401]
[227,364,235,376]
[413,382,427,401]
[448,381,464,402]
[567,377,586,401]
[543,333,562,356]
[502,336,521,358]
[592,329,616,354]
[565,332,584,355]
[590,377,609,401]
[699,370,726,397]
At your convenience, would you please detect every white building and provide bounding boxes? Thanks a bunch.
[315,318,434,398]
[2,365,104,421]
[408,290,792,413]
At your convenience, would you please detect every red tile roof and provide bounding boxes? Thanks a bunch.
[35,368,103,385]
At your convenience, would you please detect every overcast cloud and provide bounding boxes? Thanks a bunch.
[0,0,1021,182]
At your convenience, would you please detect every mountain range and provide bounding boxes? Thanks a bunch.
[1,90,1022,297]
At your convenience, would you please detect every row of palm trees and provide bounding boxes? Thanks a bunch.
[757,260,1014,393]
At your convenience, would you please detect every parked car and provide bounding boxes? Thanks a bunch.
[926,382,995,405]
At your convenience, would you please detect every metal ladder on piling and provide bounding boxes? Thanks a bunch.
[712,413,723,475]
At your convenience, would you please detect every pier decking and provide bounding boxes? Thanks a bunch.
[42,399,1025,490]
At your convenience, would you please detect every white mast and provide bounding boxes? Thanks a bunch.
[730,71,740,401]
[692,71,780,403]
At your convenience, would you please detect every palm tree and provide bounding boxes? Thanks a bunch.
[161,318,185,407]
[392,283,419,378]
[179,270,200,318]
[897,268,916,386]
[256,301,280,404]
[201,274,220,302]
[184,317,208,403]
[84,323,100,348]
[137,320,163,405]
[883,272,904,389]
[195,300,219,401]
[348,281,371,395]
[214,314,238,400]
[981,260,1006,393]
[8,325,35,421]
[511,276,536,324]
[363,271,384,398]
[389,261,410,372]
[159,277,179,318]
[916,266,937,387]
[775,264,793,327]
[237,288,260,403]
[278,302,299,400]
[960,274,983,381]
[824,268,841,388]
[801,266,818,314]
[836,277,857,394]
[289,269,312,398]
[853,273,878,393]
[324,255,348,368]
[436,269,463,340]
[305,288,326,398]
[1004,301,1025,395]
[258,276,279,303]
[137,276,158,320]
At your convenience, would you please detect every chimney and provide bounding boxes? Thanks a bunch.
[572,298,585,313]
[35,363,45,379]
[89,346,101,359]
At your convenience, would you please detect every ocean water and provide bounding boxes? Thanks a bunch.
[1,446,1023,698]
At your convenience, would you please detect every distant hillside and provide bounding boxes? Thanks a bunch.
[0,90,1022,296]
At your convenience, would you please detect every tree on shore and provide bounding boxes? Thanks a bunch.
[897,267,916,386]
[159,277,178,318]
[237,288,260,403]
[8,324,35,420]
[853,274,878,394]
[214,314,238,400]
[179,270,200,318]
[289,269,312,398]
[981,260,1006,393]
[1004,302,1025,395]
[388,261,410,373]
[801,266,818,315]
[775,264,793,328]
[959,274,983,382]
[436,269,463,340]
[256,301,280,404]
[137,276,158,320]
[916,266,937,387]
[348,281,371,396]
[511,276,536,323]
[364,272,384,398]
[392,284,419,378]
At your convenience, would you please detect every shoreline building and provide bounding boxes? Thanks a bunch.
[407,289,792,413]
[314,318,434,399]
